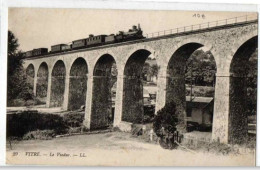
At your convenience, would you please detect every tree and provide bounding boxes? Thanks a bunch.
[153,102,179,149]
[185,50,216,86]
[142,62,150,80]
[7,30,33,105]
[150,64,159,79]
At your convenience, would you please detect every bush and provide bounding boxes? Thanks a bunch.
[193,141,238,155]
[7,97,46,107]
[153,102,179,149]
[63,112,85,127]
[23,130,56,140]
[246,135,256,149]
[8,98,26,107]
[24,99,36,106]
[153,102,179,137]
[7,111,67,138]
[67,127,82,134]
[184,136,256,155]
[143,106,155,123]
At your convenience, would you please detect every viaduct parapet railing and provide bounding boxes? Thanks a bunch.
[145,14,258,38]
[24,14,258,60]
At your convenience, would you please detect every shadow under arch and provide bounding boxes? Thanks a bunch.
[91,54,117,129]
[166,42,217,132]
[228,36,258,144]
[36,62,49,104]
[68,57,88,111]
[122,49,153,123]
[26,64,35,93]
[50,60,66,107]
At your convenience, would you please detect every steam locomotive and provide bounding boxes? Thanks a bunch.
[25,24,144,58]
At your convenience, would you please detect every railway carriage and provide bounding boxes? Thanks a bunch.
[105,34,116,44]
[51,44,67,53]
[72,39,87,49]
[61,44,71,51]
[25,50,33,58]
[87,34,106,46]
[32,48,48,56]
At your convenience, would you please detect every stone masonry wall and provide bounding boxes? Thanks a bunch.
[23,21,258,143]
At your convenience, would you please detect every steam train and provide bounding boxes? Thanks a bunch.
[25,24,144,58]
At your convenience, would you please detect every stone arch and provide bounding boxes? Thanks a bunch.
[158,38,216,80]
[228,35,258,144]
[123,45,157,69]
[226,30,258,72]
[166,41,217,132]
[166,38,215,67]
[91,54,117,129]
[50,60,66,107]
[122,49,156,123]
[36,62,49,103]
[26,63,35,76]
[26,64,35,93]
[68,57,88,110]
[25,63,35,71]
[92,51,117,70]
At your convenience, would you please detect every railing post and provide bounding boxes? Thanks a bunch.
[246,15,248,22]
[216,21,218,26]
[208,22,209,28]
[184,27,185,32]
[235,17,237,23]
[226,19,227,24]
[164,30,165,35]
[177,28,178,33]
[191,25,193,31]
[199,24,201,29]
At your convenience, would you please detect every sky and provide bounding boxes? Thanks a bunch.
[8,8,256,52]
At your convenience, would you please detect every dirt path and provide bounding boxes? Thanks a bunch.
[6,132,255,166]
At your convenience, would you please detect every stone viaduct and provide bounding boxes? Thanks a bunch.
[23,19,258,144]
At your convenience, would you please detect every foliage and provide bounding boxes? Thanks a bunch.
[246,50,257,116]
[23,130,56,140]
[246,135,256,149]
[68,76,87,110]
[68,59,88,110]
[50,61,66,107]
[7,111,92,140]
[150,64,159,79]
[153,102,179,149]
[186,85,215,97]
[67,127,83,134]
[142,63,150,80]
[186,141,238,155]
[7,111,67,138]
[7,98,45,107]
[143,106,155,123]
[153,102,179,138]
[142,62,159,81]
[111,62,118,76]
[63,112,85,127]
[7,30,33,104]
[185,49,257,116]
[185,50,216,87]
